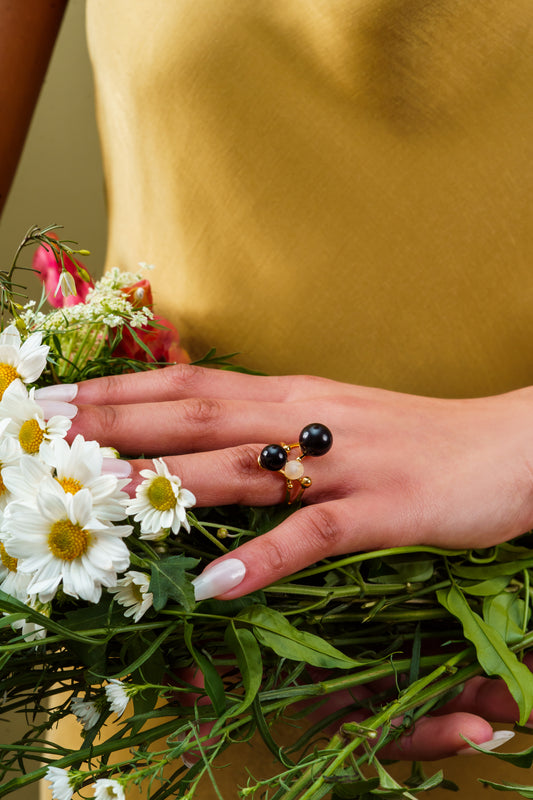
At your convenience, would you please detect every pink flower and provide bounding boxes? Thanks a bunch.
[120,279,153,309]
[112,281,189,365]
[32,234,94,308]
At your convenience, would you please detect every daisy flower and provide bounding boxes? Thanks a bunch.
[71,696,100,730]
[0,537,32,601]
[3,482,132,603]
[0,418,23,509]
[0,380,71,456]
[126,458,195,536]
[1,453,51,506]
[0,325,49,399]
[104,679,130,718]
[45,767,75,800]
[7,435,129,522]
[92,778,125,800]
[108,570,153,622]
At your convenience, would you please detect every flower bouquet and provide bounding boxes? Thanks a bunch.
[1,226,533,800]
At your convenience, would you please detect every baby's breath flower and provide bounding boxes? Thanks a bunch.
[126,458,195,537]
[104,679,130,718]
[71,696,100,730]
[92,778,125,800]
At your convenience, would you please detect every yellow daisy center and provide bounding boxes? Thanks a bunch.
[147,476,176,511]
[0,542,17,572]
[0,363,19,399]
[56,476,83,494]
[19,419,45,454]
[0,469,6,497]
[48,520,89,561]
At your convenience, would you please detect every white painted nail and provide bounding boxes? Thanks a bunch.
[192,559,246,602]
[38,400,78,420]
[458,730,515,755]
[102,458,132,478]
[35,384,78,402]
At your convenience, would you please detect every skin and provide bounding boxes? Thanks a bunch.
[67,363,533,755]
[0,0,68,214]
[70,363,533,600]
[2,0,529,762]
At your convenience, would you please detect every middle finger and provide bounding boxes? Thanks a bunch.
[69,398,309,456]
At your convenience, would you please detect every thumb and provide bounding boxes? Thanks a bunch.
[191,496,404,601]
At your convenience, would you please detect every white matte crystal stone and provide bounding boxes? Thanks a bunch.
[284,460,305,480]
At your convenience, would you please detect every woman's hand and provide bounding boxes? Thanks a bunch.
[41,363,533,599]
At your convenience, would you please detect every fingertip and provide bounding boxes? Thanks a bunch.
[192,558,247,602]
[383,713,494,760]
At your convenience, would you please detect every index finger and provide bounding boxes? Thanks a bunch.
[69,364,297,405]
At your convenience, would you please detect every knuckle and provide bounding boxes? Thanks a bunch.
[82,403,120,440]
[231,444,261,479]
[160,363,204,396]
[298,506,340,551]
[217,445,262,504]
[260,537,287,575]
[180,396,225,429]
[285,373,334,402]
[95,375,123,403]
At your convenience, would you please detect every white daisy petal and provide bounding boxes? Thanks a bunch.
[45,767,74,800]
[5,482,131,603]
[125,458,195,538]
[71,697,100,730]
[92,778,125,800]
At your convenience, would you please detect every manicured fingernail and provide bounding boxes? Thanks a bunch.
[102,458,132,478]
[38,400,78,420]
[458,730,515,755]
[192,559,246,602]
[35,384,78,402]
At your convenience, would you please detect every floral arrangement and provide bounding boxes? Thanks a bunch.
[1,226,533,800]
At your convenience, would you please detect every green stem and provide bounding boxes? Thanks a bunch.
[282,547,468,583]
[188,516,229,553]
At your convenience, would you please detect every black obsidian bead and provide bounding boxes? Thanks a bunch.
[299,423,333,457]
[259,443,287,471]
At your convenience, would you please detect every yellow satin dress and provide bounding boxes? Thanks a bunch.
[45,2,533,798]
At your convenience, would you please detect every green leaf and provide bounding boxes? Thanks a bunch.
[374,760,417,799]
[461,737,533,768]
[224,622,263,714]
[451,560,533,580]
[237,605,361,669]
[405,770,444,792]
[183,621,226,717]
[149,555,199,612]
[382,557,434,584]
[479,780,533,797]
[461,576,509,596]
[437,584,533,725]
[330,776,380,799]
[483,592,527,645]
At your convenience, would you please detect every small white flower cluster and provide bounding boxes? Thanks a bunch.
[0,323,195,638]
[20,266,154,334]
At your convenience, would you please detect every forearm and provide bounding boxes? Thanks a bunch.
[0,0,68,215]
